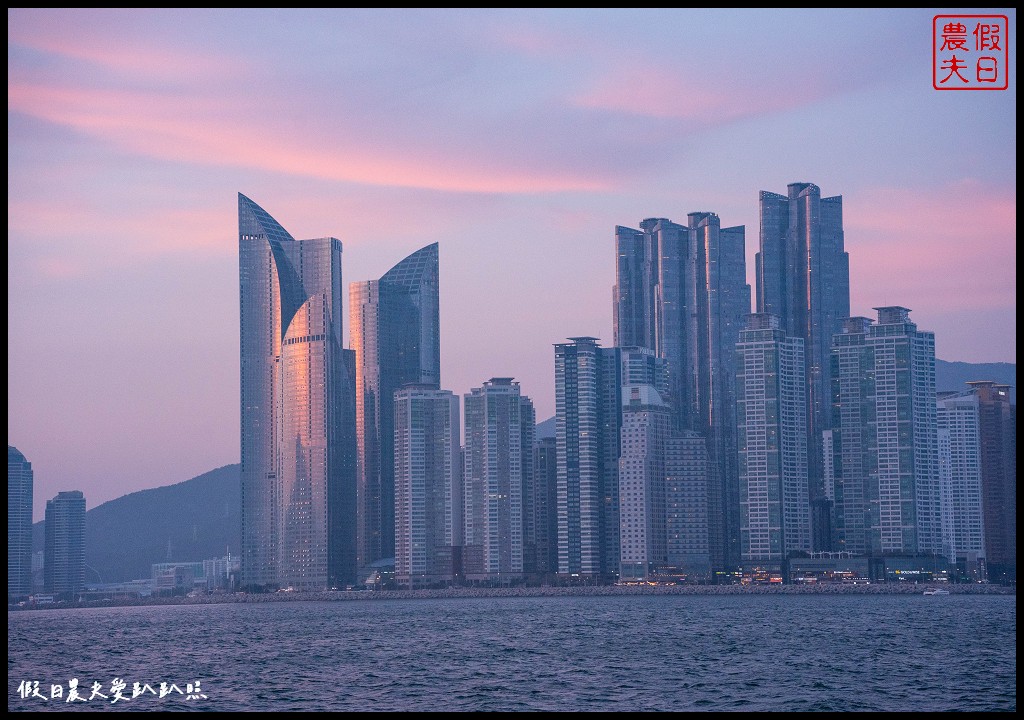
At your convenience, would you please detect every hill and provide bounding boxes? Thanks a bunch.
[33,464,240,583]
[935,359,1015,400]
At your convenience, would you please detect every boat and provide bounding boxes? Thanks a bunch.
[922,588,950,596]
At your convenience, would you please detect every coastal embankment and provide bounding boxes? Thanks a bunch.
[10,581,1013,611]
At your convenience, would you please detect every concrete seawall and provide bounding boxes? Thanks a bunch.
[11,582,1013,611]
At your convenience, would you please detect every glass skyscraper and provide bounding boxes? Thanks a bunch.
[350,243,440,572]
[757,183,849,550]
[238,194,355,590]
[8,446,33,599]
[613,213,750,571]
[44,490,85,596]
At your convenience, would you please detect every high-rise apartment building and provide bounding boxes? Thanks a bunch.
[757,183,850,550]
[936,390,985,571]
[518,399,541,576]
[618,384,672,581]
[44,490,85,595]
[529,436,559,576]
[8,446,33,599]
[736,314,810,563]
[350,243,439,573]
[665,432,710,579]
[829,317,873,555]
[613,214,750,570]
[968,381,1015,582]
[830,308,940,557]
[463,378,533,582]
[393,385,461,588]
[239,194,356,590]
[554,338,622,580]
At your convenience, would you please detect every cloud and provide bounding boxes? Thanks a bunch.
[846,180,1015,312]
[9,17,247,83]
[573,63,828,123]
[8,196,232,281]
[9,76,621,194]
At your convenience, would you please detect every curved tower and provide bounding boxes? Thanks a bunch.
[350,243,440,571]
[239,194,355,590]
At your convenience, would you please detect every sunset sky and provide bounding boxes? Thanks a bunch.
[8,9,1016,519]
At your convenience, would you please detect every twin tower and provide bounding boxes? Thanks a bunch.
[238,194,437,590]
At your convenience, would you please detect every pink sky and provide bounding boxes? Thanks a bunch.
[8,9,1016,519]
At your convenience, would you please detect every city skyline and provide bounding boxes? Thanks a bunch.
[8,9,1016,519]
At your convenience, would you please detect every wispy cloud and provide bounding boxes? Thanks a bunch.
[9,80,615,194]
[847,180,1016,312]
[573,64,832,123]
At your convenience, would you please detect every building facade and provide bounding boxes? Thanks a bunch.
[830,308,940,557]
[529,436,559,576]
[618,385,672,581]
[829,317,874,555]
[44,490,85,595]
[613,214,750,570]
[8,446,34,599]
[463,378,533,582]
[554,338,622,580]
[664,432,710,579]
[936,390,985,570]
[757,183,850,550]
[393,385,461,588]
[968,381,1015,582]
[350,243,440,573]
[736,314,810,563]
[239,194,355,590]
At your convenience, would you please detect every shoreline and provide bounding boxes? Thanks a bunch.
[9,581,1014,611]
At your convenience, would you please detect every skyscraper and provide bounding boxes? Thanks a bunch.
[829,317,874,555]
[518,397,539,576]
[613,213,750,570]
[831,308,940,557]
[735,314,810,565]
[393,385,461,588]
[554,337,622,580]
[8,446,33,599]
[757,183,850,550]
[968,381,1015,582]
[689,212,750,571]
[665,432,710,579]
[936,390,985,573]
[44,490,85,596]
[350,244,440,573]
[463,378,533,582]
[618,384,672,581]
[614,219,688,419]
[529,436,559,576]
[239,194,355,590]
